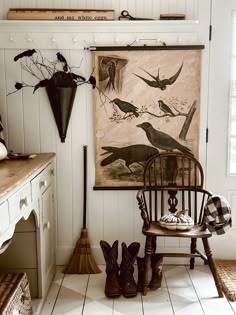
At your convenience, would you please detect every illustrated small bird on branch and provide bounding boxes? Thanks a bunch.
[111,98,139,118]
[158,100,175,116]
[14,49,36,62]
[137,122,191,154]
[134,63,183,90]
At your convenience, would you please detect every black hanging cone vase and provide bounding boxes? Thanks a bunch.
[46,83,77,143]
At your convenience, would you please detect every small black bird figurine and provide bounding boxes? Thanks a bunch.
[137,121,191,154]
[14,49,36,62]
[56,52,68,72]
[33,79,49,93]
[111,98,139,118]
[134,63,183,90]
[101,144,158,173]
[158,100,175,116]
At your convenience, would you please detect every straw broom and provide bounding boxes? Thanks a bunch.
[64,145,101,274]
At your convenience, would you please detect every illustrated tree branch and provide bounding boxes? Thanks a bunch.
[179,100,197,140]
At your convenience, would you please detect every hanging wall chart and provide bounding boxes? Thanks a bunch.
[92,45,204,189]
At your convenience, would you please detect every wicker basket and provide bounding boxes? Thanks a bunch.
[0,273,33,315]
[215,259,236,302]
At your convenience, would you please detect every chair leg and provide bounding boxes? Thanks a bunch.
[190,238,197,269]
[143,236,152,296]
[202,238,223,298]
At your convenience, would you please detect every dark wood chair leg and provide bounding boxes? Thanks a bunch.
[143,236,152,296]
[202,238,223,298]
[190,238,197,269]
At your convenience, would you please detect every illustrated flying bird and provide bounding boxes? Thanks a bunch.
[134,63,183,90]
[101,144,159,173]
[137,122,192,154]
[158,100,175,116]
[111,98,139,117]
[14,49,36,62]
[56,52,68,72]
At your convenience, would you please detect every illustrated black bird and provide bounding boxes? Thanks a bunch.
[111,98,139,118]
[134,63,183,90]
[137,122,192,154]
[14,49,36,62]
[56,52,68,72]
[158,100,175,116]
[101,144,159,173]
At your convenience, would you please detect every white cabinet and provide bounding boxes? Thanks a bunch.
[0,153,56,313]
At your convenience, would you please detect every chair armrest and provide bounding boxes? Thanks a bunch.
[137,189,150,228]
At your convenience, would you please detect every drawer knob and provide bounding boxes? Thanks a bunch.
[44,221,51,230]
[20,197,29,208]
[50,168,55,176]
[40,180,48,189]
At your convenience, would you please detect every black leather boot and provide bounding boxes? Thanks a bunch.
[120,242,140,297]
[100,240,121,298]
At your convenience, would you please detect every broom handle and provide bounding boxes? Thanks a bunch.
[83,145,87,229]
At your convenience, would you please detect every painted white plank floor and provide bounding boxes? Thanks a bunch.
[40,265,236,315]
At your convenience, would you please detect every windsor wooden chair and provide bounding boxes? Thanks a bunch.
[136,152,223,297]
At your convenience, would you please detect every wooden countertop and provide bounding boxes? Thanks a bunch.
[0,153,55,199]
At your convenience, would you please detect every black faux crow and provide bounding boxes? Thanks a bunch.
[134,63,183,90]
[111,98,139,118]
[158,100,175,116]
[101,144,158,173]
[14,49,36,62]
[33,79,49,93]
[56,52,68,72]
[137,122,191,154]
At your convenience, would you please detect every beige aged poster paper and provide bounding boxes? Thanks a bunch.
[93,49,201,188]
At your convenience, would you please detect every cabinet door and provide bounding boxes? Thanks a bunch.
[41,186,55,297]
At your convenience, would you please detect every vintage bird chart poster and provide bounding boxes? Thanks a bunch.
[92,46,203,189]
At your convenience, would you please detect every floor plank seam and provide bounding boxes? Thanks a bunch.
[51,272,66,315]
[185,265,206,315]
[163,270,175,315]
[81,274,90,315]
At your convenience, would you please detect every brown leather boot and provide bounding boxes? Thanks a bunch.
[100,240,121,298]
[148,254,163,290]
[120,242,140,297]
[136,256,145,293]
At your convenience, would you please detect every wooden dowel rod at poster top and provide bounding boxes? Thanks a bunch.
[85,45,205,51]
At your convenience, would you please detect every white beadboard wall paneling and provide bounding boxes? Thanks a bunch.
[94,0,103,10]
[19,0,33,8]
[135,0,145,18]
[55,50,73,257]
[103,191,119,242]
[5,49,24,152]
[36,0,52,9]
[118,191,134,245]
[38,50,57,153]
[70,49,88,244]
[0,50,8,145]
[21,56,40,153]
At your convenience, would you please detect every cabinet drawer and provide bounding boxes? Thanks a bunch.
[31,162,54,200]
[8,183,31,222]
[0,202,9,235]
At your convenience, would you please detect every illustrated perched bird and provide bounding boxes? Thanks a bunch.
[99,57,117,91]
[134,63,183,90]
[106,59,117,91]
[14,49,36,62]
[111,98,139,118]
[137,122,192,154]
[56,52,68,72]
[101,144,159,173]
[158,100,175,116]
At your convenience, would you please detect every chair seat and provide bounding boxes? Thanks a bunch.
[142,222,212,238]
